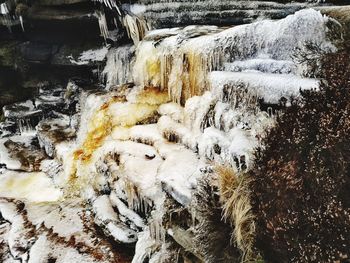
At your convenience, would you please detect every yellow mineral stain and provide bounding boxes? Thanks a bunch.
[186,52,208,101]
[72,96,126,164]
[4,175,33,189]
[73,106,112,163]
[110,103,158,127]
[136,86,170,105]
[67,87,168,192]
[146,58,161,81]
[0,172,62,202]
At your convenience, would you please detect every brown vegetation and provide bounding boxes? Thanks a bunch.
[249,48,350,262]
[217,166,256,262]
[193,177,242,263]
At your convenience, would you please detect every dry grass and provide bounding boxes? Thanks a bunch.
[193,178,241,263]
[216,165,256,262]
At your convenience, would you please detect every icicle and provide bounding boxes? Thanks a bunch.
[0,2,9,15]
[122,14,150,45]
[167,54,182,103]
[19,16,24,32]
[96,10,109,41]
[17,118,36,135]
[102,45,135,89]
[124,180,138,210]
[93,0,121,15]
[122,179,153,214]
[132,227,164,263]
[149,211,165,243]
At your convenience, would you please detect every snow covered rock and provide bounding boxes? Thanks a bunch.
[93,195,138,243]
[133,9,336,103]
[0,135,47,172]
[36,115,76,158]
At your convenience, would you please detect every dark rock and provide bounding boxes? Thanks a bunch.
[36,115,76,157]
[3,137,47,171]
[0,120,16,138]
[3,100,41,119]
[20,41,58,63]
[34,0,89,6]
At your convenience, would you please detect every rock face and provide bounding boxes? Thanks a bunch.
[122,0,311,28]
[0,1,349,263]
[0,0,106,110]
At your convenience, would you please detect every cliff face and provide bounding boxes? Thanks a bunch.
[0,1,349,263]
[0,0,105,110]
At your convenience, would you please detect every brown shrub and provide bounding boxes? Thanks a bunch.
[250,49,350,262]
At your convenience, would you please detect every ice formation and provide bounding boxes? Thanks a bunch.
[0,5,342,263]
[96,10,110,41]
[0,170,62,202]
[123,14,150,45]
[133,9,334,104]
[93,0,121,15]
[102,45,135,89]
[0,3,9,15]
[69,46,109,66]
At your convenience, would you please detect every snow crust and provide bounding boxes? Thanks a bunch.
[210,71,319,104]
[69,46,109,65]
[28,235,100,263]
[133,9,334,103]
[0,135,36,170]
[0,171,62,202]
[224,58,297,74]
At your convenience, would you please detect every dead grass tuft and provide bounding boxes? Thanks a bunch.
[216,165,256,262]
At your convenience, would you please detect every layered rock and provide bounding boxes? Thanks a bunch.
[0,0,108,112]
